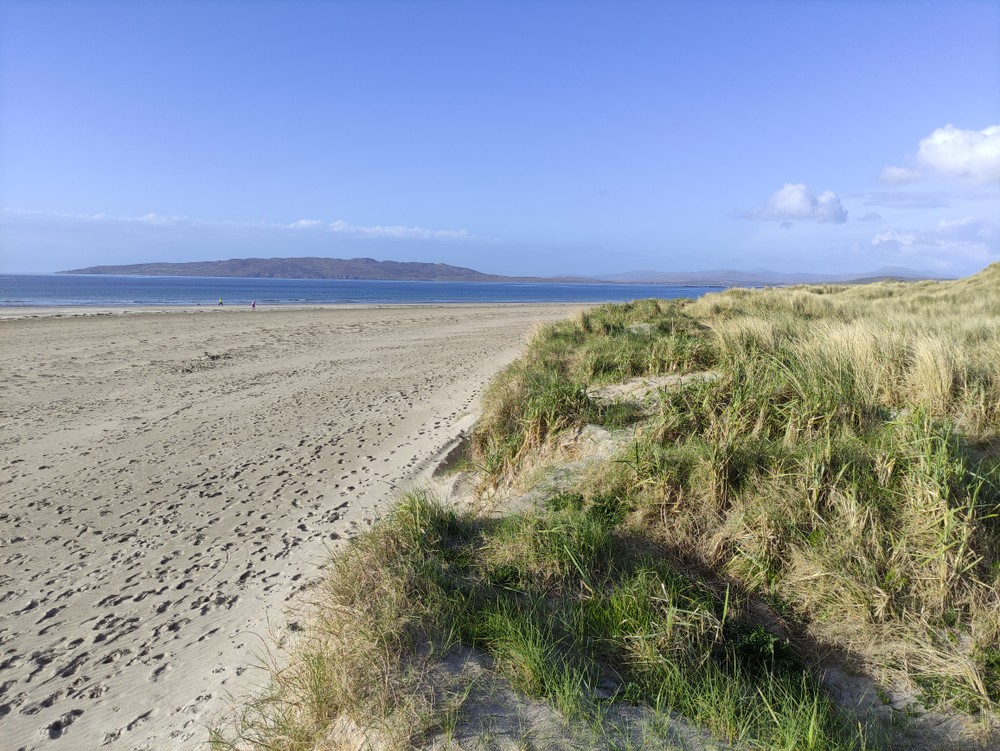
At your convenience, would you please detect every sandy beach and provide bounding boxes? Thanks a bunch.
[0,304,572,751]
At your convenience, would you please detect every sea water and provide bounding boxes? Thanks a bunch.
[0,274,727,307]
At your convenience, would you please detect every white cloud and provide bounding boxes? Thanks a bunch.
[916,124,1000,183]
[870,230,919,250]
[750,183,847,223]
[881,124,1000,185]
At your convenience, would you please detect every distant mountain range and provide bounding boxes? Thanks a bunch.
[592,266,949,286]
[60,257,949,286]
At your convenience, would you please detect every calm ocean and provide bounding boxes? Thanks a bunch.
[0,274,727,307]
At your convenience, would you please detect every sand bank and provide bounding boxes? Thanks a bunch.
[0,304,572,750]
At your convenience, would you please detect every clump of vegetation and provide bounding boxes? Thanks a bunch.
[474,265,1000,725]
[473,299,716,485]
[212,491,872,750]
[214,263,1000,750]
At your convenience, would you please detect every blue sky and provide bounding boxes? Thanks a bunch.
[2,0,998,277]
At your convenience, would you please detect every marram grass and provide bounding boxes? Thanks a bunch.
[214,264,1000,750]
[472,265,1000,726]
[212,491,872,750]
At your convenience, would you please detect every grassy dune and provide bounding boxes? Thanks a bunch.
[212,264,1000,750]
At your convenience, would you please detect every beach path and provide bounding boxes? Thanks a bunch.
[0,304,570,750]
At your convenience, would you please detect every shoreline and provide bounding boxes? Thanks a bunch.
[0,305,572,749]
[0,301,574,320]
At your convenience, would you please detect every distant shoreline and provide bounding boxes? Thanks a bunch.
[0,301,579,320]
[3,274,726,309]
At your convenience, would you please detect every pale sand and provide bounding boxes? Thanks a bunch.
[0,304,573,750]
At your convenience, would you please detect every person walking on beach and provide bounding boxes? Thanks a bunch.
[251,300,256,310]
[218,298,224,306]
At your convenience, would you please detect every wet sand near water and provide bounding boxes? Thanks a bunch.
[0,304,572,750]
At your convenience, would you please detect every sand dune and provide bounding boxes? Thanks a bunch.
[0,304,571,750]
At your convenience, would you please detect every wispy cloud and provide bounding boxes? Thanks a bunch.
[3,208,473,241]
[3,208,193,225]
[877,166,921,185]
[869,217,999,267]
[287,219,325,230]
[320,219,470,240]
[855,190,951,209]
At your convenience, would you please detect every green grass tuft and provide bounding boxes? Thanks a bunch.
[215,264,1000,750]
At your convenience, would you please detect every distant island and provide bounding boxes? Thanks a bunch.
[59,257,548,282]
[59,257,947,286]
